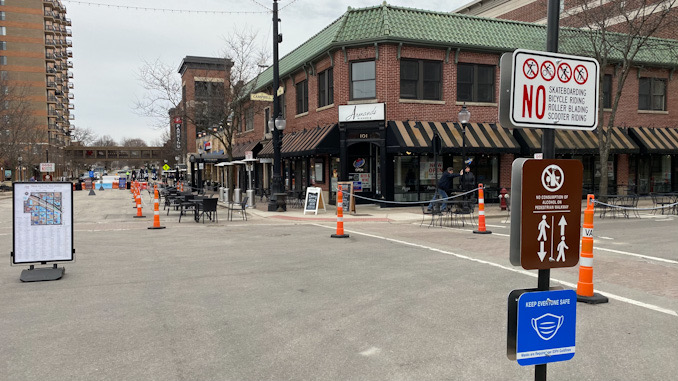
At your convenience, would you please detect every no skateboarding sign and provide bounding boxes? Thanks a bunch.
[499,49,599,131]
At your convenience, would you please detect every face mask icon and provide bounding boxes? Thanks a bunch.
[531,313,564,341]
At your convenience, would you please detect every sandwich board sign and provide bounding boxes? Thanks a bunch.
[336,181,356,214]
[507,288,577,366]
[510,158,583,269]
[11,182,74,281]
[303,187,326,215]
[499,49,599,131]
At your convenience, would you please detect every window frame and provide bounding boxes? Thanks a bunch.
[350,60,376,100]
[245,107,254,132]
[602,74,612,109]
[638,77,667,111]
[400,59,442,101]
[456,63,496,103]
[295,79,308,115]
[318,67,334,107]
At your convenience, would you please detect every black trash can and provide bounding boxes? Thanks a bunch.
[75,183,82,191]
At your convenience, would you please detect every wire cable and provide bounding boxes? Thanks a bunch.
[63,1,268,14]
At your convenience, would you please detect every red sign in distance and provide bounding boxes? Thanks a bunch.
[520,159,583,270]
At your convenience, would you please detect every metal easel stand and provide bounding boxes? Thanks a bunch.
[20,263,65,282]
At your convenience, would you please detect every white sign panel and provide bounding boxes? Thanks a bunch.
[339,103,385,123]
[509,50,599,130]
[12,182,74,264]
[40,163,55,172]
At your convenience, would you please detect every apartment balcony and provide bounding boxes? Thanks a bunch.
[68,103,74,110]
[48,109,59,116]
[66,39,72,47]
[45,38,56,46]
[67,50,72,58]
[47,95,57,103]
[67,82,73,89]
[67,71,73,78]
[66,28,72,36]
[67,61,73,68]
[46,81,57,88]
[65,18,71,26]
[44,10,55,20]
[68,93,74,99]
[68,114,74,120]
[46,66,58,74]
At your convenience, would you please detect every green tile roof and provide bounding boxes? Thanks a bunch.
[249,3,678,92]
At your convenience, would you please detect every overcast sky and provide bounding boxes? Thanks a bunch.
[67,0,472,145]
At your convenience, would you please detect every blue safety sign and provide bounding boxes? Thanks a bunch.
[89,171,94,178]
[516,289,576,366]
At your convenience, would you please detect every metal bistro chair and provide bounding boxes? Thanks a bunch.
[178,194,198,222]
[229,196,249,221]
[197,197,218,223]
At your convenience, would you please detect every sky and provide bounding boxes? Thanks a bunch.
[66,0,472,146]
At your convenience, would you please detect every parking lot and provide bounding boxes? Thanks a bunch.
[0,188,676,380]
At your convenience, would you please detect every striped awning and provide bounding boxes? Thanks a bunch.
[514,128,639,154]
[259,124,339,158]
[628,127,678,154]
[387,121,520,154]
[231,140,262,160]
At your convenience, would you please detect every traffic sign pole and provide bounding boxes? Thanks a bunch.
[538,1,560,380]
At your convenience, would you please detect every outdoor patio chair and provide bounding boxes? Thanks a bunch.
[198,197,218,223]
[229,196,248,221]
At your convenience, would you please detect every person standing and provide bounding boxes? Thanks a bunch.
[461,165,476,194]
[427,167,460,211]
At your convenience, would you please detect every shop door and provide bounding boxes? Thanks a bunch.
[347,141,380,203]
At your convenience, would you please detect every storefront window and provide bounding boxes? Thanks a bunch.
[394,156,420,202]
[651,155,672,193]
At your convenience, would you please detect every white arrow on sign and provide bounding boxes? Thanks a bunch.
[559,216,567,236]
[538,242,547,262]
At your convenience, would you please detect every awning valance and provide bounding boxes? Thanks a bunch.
[259,124,339,158]
[387,121,520,154]
[231,140,262,160]
[628,127,678,154]
[513,128,639,154]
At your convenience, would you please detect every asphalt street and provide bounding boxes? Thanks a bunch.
[0,188,676,381]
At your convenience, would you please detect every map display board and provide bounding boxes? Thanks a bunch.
[12,182,74,264]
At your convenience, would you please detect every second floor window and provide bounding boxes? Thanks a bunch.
[245,108,254,131]
[400,59,442,100]
[638,77,666,111]
[351,61,376,100]
[602,74,612,109]
[318,68,334,107]
[296,79,308,114]
[457,63,495,103]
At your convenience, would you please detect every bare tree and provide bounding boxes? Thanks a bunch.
[134,29,269,161]
[121,138,148,147]
[70,126,97,146]
[563,0,678,198]
[92,135,118,147]
[0,82,43,180]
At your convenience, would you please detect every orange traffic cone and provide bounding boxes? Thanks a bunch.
[577,195,608,304]
[331,185,349,238]
[473,183,492,234]
[134,190,145,218]
[148,189,166,229]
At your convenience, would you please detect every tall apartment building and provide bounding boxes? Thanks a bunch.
[1,0,73,178]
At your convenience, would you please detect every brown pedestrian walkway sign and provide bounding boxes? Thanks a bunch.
[510,159,583,269]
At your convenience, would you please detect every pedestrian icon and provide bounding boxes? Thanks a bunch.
[557,62,572,83]
[531,313,565,341]
[574,64,588,85]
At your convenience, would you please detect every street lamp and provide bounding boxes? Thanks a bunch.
[18,156,22,181]
[457,104,470,166]
[268,0,286,212]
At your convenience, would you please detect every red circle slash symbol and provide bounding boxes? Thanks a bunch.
[540,61,556,81]
[574,65,588,85]
[523,58,538,79]
[558,63,572,83]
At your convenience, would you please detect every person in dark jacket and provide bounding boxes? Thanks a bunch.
[427,167,461,211]
[460,165,476,200]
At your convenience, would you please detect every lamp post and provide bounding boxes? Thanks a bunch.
[18,156,22,181]
[268,0,286,212]
[458,104,470,166]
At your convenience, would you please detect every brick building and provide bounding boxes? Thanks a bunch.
[1,0,74,179]
[222,4,678,204]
